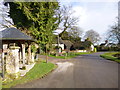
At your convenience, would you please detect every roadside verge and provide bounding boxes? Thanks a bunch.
[2,60,57,88]
[100,52,120,63]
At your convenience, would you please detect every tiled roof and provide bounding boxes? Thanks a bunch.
[0,27,32,40]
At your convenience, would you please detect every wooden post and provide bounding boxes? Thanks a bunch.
[2,52,4,79]
[46,44,48,63]
[27,42,32,64]
[19,51,22,61]
[22,44,25,65]
[46,55,48,63]
[58,35,60,55]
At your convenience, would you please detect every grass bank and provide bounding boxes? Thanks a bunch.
[2,60,57,88]
[100,52,120,63]
[0,76,2,90]
[49,52,91,59]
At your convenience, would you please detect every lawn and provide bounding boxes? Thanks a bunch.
[100,52,120,63]
[0,77,2,90]
[49,52,91,59]
[2,60,57,88]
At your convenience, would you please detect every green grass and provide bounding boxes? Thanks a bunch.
[0,76,2,90]
[49,52,91,59]
[100,52,120,63]
[2,60,57,88]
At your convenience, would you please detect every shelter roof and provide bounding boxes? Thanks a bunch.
[0,27,32,41]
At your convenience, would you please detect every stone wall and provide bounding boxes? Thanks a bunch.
[6,46,20,74]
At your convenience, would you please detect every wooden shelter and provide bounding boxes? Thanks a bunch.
[0,27,34,77]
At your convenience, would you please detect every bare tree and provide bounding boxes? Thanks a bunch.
[68,26,83,39]
[56,5,79,37]
[108,23,120,44]
[84,30,101,44]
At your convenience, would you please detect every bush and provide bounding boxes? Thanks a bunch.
[96,45,120,51]
[31,45,37,53]
[113,53,120,59]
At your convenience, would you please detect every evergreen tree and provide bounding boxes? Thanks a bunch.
[6,2,59,51]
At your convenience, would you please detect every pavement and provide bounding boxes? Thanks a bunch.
[14,52,118,88]
[19,63,36,76]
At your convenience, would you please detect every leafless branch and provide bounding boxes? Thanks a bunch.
[56,5,79,37]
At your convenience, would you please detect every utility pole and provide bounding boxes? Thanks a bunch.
[53,29,61,56]
[57,34,60,55]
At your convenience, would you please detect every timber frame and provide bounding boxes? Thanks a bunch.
[0,27,34,78]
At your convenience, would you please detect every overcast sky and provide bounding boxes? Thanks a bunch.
[60,0,118,42]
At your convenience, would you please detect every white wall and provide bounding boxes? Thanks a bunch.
[52,44,64,50]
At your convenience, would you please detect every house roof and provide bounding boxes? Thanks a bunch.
[0,27,33,41]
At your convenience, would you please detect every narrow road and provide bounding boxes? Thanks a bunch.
[14,52,118,88]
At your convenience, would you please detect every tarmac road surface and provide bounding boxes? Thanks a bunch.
[14,52,118,88]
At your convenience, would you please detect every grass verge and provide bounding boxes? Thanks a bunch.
[100,52,120,63]
[0,76,2,90]
[2,60,57,88]
[49,52,91,59]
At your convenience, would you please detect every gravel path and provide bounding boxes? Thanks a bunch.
[38,55,71,64]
